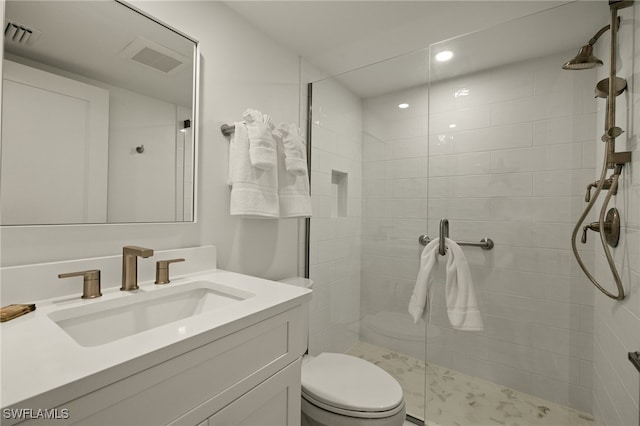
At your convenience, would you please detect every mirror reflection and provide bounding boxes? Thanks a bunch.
[2,0,197,225]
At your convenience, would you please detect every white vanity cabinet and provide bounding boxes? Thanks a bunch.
[16,304,307,426]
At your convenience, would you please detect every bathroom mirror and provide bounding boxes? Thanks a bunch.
[1,0,198,225]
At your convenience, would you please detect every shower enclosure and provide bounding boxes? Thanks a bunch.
[307,1,638,425]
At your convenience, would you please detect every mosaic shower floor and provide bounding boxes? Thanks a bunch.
[347,341,595,426]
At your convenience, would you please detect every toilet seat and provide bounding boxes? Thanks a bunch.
[301,353,404,419]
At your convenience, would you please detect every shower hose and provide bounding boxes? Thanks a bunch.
[570,155,625,300]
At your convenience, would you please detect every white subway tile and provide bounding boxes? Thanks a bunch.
[390,137,428,159]
[533,113,597,146]
[363,136,386,162]
[593,367,625,426]
[490,143,584,173]
[534,169,596,196]
[480,314,532,348]
[429,72,493,114]
[428,133,454,156]
[451,172,533,198]
[492,92,583,126]
[362,199,389,218]
[429,105,491,135]
[593,340,639,426]
[529,349,578,386]
[390,199,428,219]
[534,59,596,97]
[489,63,534,103]
[429,197,494,221]
[429,152,491,177]
[386,115,427,140]
[531,196,587,223]
[392,178,428,199]
[388,157,428,178]
[531,324,593,360]
[311,123,338,152]
[311,148,332,173]
[531,223,579,250]
[448,123,533,154]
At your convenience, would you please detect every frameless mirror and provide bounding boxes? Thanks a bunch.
[2,0,198,225]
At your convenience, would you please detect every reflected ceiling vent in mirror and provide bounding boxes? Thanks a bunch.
[4,20,41,46]
[119,37,188,74]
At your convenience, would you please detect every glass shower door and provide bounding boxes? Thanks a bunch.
[307,48,431,423]
[423,3,600,425]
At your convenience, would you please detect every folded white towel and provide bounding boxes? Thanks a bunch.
[274,122,307,175]
[228,121,279,218]
[243,109,277,170]
[408,237,483,331]
[274,123,312,218]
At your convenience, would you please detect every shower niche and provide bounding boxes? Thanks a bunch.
[330,170,348,218]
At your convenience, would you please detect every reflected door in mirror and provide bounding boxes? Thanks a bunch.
[1,61,109,225]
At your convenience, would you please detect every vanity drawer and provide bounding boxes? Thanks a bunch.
[206,358,301,426]
[33,305,307,426]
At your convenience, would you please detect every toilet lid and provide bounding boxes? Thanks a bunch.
[301,353,403,413]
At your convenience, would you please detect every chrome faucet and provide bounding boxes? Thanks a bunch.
[121,246,154,291]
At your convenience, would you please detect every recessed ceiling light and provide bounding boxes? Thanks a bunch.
[449,124,457,129]
[398,103,410,109]
[435,51,454,62]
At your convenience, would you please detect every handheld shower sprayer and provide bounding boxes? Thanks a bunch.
[564,0,632,300]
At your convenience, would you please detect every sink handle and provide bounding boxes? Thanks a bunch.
[58,269,102,299]
[155,259,185,285]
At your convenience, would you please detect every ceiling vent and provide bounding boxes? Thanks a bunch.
[4,21,41,46]
[119,37,188,74]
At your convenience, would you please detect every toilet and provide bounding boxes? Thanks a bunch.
[279,278,406,426]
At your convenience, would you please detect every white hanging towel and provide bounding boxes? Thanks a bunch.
[228,121,279,218]
[444,238,483,330]
[408,238,440,324]
[408,237,484,331]
[243,109,277,170]
[274,123,312,218]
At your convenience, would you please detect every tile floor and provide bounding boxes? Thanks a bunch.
[347,341,595,426]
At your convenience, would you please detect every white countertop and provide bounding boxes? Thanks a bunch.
[0,269,311,411]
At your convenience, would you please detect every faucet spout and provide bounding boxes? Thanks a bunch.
[121,245,154,291]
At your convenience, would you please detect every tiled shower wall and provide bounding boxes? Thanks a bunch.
[308,78,363,355]
[592,5,640,425]
[360,85,430,341]
[362,50,598,412]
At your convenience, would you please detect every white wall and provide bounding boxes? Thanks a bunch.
[308,77,363,355]
[592,5,640,425]
[1,1,304,284]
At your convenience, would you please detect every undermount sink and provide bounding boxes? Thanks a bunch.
[48,281,254,347]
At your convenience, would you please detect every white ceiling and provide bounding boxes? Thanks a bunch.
[224,0,610,98]
[4,1,195,106]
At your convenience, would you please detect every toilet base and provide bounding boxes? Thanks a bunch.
[301,397,406,426]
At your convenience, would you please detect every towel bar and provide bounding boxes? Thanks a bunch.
[418,234,494,251]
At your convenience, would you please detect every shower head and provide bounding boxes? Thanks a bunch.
[562,44,604,70]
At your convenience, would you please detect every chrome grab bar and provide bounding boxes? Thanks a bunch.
[418,218,494,253]
[418,234,494,251]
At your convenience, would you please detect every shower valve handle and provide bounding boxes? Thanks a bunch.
[585,177,617,202]
[585,183,597,202]
[582,222,601,243]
